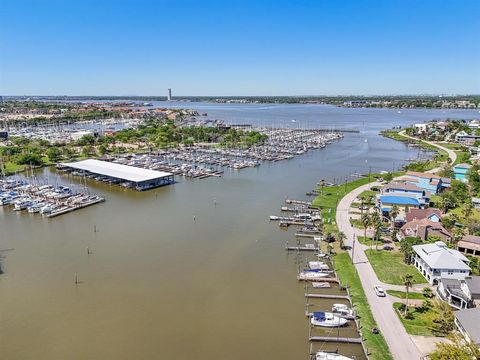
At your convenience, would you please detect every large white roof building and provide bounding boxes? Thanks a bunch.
[412,241,471,284]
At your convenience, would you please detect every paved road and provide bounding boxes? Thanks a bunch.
[398,131,457,173]
[336,182,422,360]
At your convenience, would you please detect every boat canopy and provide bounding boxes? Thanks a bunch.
[313,312,326,320]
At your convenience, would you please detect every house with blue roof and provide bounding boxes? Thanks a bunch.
[454,163,471,182]
[377,194,422,215]
[404,171,448,194]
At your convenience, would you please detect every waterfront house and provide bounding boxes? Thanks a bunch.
[401,219,451,242]
[455,131,480,145]
[455,308,480,350]
[377,194,422,215]
[457,235,480,257]
[453,163,471,182]
[412,241,470,285]
[404,171,448,194]
[437,277,474,309]
[405,208,442,223]
[383,182,429,197]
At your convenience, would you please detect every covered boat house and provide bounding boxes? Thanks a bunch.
[60,159,174,191]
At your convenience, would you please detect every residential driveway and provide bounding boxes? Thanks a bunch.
[337,182,423,360]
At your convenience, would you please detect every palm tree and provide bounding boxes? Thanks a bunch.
[403,274,414,316]
[463,200,474,219]
[369,211,382,250]
[337,231,347,249]
[389,205,399,228]
[361,212,371,246]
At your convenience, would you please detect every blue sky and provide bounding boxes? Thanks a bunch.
[1,0,479,96]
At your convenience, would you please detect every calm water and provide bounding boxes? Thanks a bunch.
[0,105,478,360]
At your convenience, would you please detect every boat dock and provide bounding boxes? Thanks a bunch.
[0,179,105,218]
[47,197,105,218]
[305,293,349,299]
[309,336,362,344]
[286,245,319,251]
[298,277,339,283]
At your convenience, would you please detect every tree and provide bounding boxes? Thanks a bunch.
[422,287,433,298]
[46,146,62,162]
[452,227,465,244]
[430,299,455,336]
[403,274,414,316]
[389,205,399,226]
[361,212,371,246]
[463,199,474,218]
[369,211,382,250]
[98,144,108,156]
[383,172,393,182]
[337,231,346,249]
[439,191,456,213]
[468,164,480,194]
[430,332,480,360]
[400,236,422,264]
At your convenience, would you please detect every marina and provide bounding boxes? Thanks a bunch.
[0,178,105,218]
[1,103,477,360]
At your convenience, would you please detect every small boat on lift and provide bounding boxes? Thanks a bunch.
[332,303,355,318]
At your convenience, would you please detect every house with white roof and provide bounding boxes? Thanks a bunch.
[412,241,471,285]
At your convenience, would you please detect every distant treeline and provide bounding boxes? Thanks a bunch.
[4,95,480,106]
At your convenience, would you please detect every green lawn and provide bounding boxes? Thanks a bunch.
[350,218,365,229]
[365,250,426,285]
[453,150,470,166]
[393,303,435,336]
[4,161,26,175]
[334,253,393,360]
[386,290,426,300]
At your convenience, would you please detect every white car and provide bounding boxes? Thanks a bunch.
[374,285,386,297]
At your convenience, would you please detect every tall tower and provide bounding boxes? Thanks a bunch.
[167,88,172,101]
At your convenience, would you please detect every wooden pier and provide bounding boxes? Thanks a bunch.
[305,293,349,299]
[286,245,319,252]
[295,233,317,238]
[309,336,362,344]
[47,198,105,218]
[299,277,339,283]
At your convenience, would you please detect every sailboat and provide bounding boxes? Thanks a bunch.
[310,311,348,327]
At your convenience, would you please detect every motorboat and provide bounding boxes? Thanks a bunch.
[332,303,355,318]
[308,261,330,271]
[310,312,348,327]
[315,352,353,360]
[297,271,329,281]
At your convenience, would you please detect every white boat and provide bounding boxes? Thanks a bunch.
[315,351,353,360]
[297,271,329,281]
[308,261,330,271]
[14,200,33,211]
[332,303,355,318]
[310,312,348,327]
[312,281,331,288]
[0,196,12,205]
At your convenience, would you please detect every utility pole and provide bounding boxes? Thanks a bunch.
[351,234,356,265]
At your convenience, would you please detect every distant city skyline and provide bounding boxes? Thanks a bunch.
[1,0,479,96]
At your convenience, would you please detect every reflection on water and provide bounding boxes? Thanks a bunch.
[0,105,475,359]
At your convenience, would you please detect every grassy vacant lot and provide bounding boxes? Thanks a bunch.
[386,290,426,300]
[393,303,435,336]
[334,253,393,360]
[365,250,426,285]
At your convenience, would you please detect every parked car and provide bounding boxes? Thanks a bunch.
[383,245,394,251]
[359,205,369,211]
[374,285,386,297]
